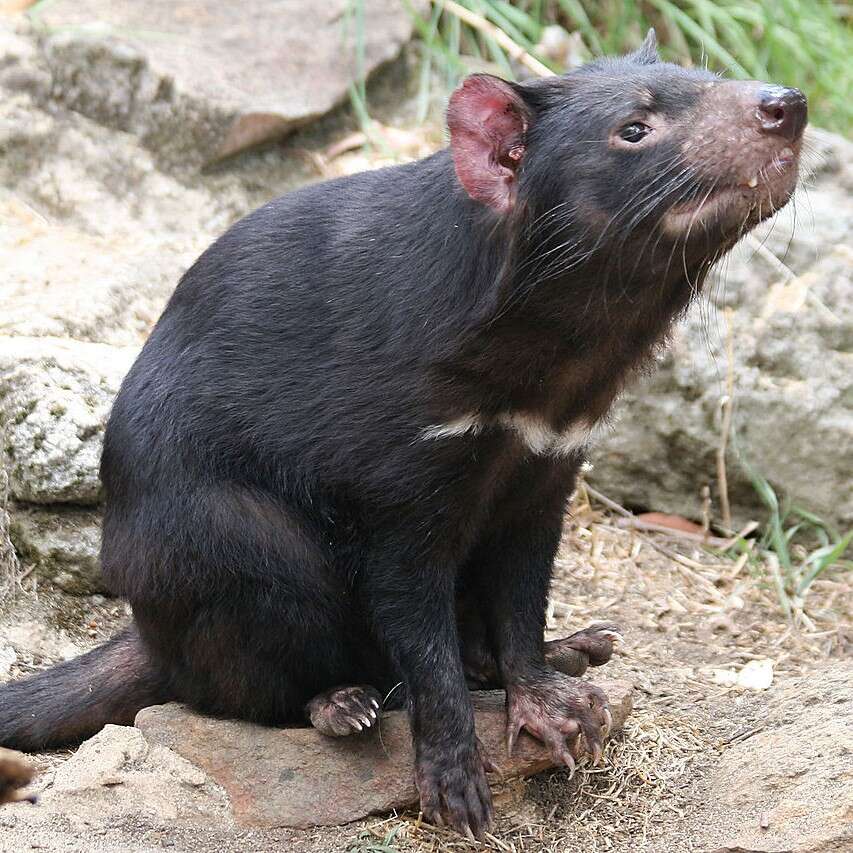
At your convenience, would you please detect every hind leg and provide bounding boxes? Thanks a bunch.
[132,573,392,729]
[120,483,397,728]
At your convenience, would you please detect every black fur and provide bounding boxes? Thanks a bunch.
[0,44,804,837]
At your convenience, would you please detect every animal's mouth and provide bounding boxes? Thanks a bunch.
[663,145,800,237]
[733,145,797,190]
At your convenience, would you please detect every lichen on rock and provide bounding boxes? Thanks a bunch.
[0,337,137,506]
[0,462,19,597]
[8,505,104,595]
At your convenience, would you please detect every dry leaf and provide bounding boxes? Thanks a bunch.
[637,512,705,535]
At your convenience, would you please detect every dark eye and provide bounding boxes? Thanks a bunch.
[619,122,652,143]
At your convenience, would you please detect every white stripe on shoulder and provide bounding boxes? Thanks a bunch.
[497,412,557,455]
[419,410,611,456]
[550,421,600,456]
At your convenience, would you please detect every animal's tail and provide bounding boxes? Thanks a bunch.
[0,623,167,751]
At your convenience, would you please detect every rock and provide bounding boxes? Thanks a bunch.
[37,0,415,168]
[0,191,200,348]
[711,659,774,691]
[0,18,50,100]
[136,678,633,829]
[698,665,853,853]
[2,618,83,663]
[0,644,14,679]
[0,26,272,353]
[0,336,138,505]
[37,725,229,829]
[8,505,105,594]
[0,464,18,594]
[51,724,149,792]
[590,133,853,528]
[0,94,226,348]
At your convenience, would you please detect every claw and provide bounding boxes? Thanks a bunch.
[359,715,372,727]
[591,741,603,766]
[600,630,624,646]
[603,708,613,737]
[463,824,476,841]
[507,673,612,791]
[506,719,523,757]
[565,732,581,760]
[346,716,363,732]
[486,762,504,781]
[478,743,500,775]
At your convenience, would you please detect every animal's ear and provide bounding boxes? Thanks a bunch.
[447,74,530,214]
[628,28,658,65]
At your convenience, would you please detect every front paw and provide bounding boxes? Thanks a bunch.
[506,669,611,773]
[415,738,495,839]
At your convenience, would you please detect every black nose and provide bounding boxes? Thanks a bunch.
[757,86,807,141]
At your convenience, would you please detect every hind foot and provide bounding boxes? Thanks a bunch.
[306,684,382,737]
[545,623,623,677]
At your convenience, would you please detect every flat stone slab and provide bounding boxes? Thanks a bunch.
[136,678,633,829]
[39,0,414,165]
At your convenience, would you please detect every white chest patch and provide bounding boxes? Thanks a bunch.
[420,411,606,457]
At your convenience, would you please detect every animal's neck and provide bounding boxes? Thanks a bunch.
[431,223,707,427]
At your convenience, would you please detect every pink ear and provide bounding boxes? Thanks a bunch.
[447,74,530,213]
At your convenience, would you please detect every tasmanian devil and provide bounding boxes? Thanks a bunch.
[0,30,806,837]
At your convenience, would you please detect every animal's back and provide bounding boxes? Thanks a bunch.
[96,148,499,606]
[103,150,496,493]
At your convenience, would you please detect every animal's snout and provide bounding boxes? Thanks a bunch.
[757,86,807,141]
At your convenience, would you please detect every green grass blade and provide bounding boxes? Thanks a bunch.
[766,553,793,620]
[645,0,752,76]
[554,0,604,55]
[415,1,445,123]
[405,0,468,77]
[797,531,853,596]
